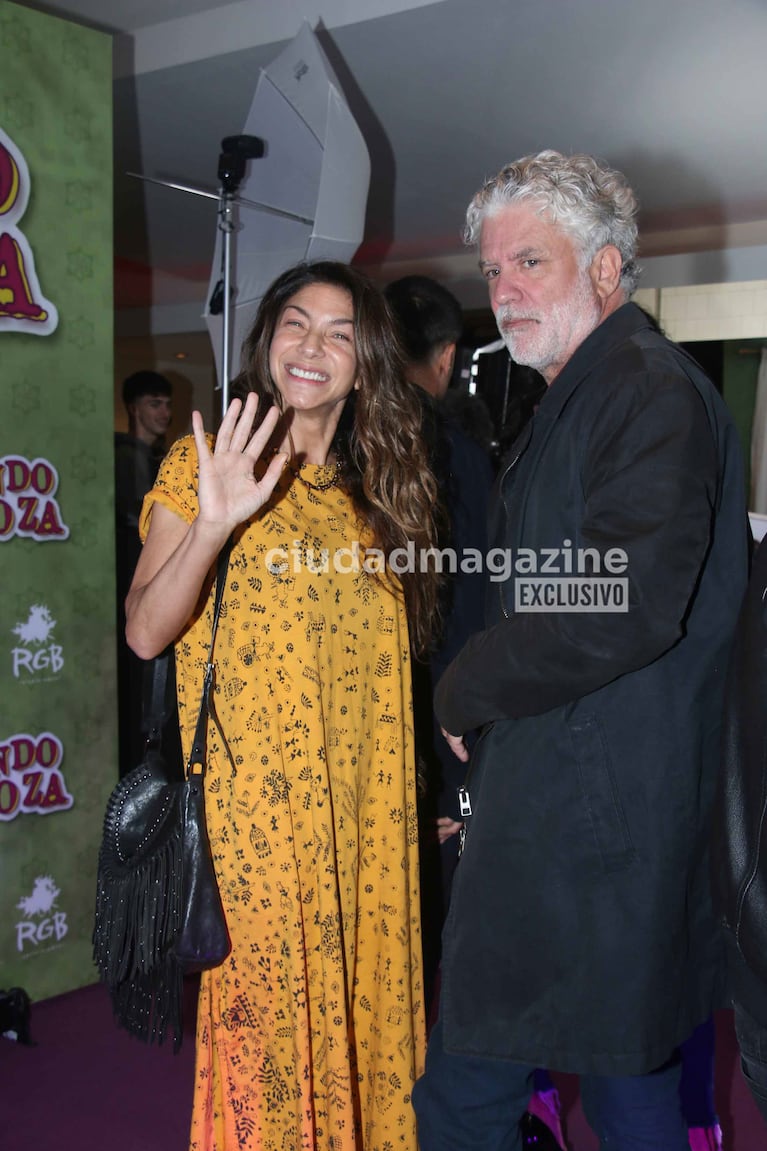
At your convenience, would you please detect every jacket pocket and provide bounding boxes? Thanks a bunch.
[568,714,636,873]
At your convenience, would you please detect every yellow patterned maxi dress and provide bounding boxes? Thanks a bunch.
[141,436,425,1151]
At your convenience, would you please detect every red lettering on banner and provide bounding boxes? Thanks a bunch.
[0,128,58,335]
[0,455,69,542]
[0,733,72,820]
[30,461,55,495]
[0,500,15,538]
[35,500,67,537]
[0,779,21,818]
[2,457,31,492]
[0,232,47,322]
[38,772,69,809]
[22,770,70,810]
[22,770,44,807]
[15,495,67,537]
[2,457,57,496]
[37,735,60,768]
[17,496,41,533]
[0,141,20,215]
[10,736,36,771]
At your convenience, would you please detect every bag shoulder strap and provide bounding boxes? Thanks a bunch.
[187,535,234,777]
[140,651,171,748]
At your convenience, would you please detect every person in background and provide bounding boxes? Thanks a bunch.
[384,273,463,403]
[385,274,495,1012]
[412,150,749,1151]
[114,369,173,777]
[115,370,174,528]
[126,260,442,1151]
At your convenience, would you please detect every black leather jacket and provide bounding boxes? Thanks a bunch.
[713,536,767,988]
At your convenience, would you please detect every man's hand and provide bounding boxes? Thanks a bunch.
[440,727,470,762]
[436,816,464,845]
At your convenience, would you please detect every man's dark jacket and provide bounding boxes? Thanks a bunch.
[713,535,767,1020]
[435,303,749,1075]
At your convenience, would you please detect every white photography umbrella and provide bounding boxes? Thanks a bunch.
[204,22,371,409]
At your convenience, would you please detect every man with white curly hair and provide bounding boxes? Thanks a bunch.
[412,151,750,1150]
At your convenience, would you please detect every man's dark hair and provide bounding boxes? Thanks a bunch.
[122,370,172,407]
[384,275,463,364]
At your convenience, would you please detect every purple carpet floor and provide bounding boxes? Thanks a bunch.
[1,981,766,1150]
[0,977,198,1151]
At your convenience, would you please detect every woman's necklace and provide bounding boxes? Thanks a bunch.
[287,457,341,493]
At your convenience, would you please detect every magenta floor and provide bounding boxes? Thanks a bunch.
[0,978,198,1151]
[552,1010,767,1150]
[1,982,766,1149]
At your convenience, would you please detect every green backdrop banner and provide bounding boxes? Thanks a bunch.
[0,2,115,1000]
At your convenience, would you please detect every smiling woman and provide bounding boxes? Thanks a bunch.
[125,259,443,1151]
[267,282,360,422]
[235,259,442,653]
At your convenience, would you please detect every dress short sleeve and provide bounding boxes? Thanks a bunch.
[139,434,202,541]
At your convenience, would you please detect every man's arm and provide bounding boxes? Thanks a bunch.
[435,372,720,736]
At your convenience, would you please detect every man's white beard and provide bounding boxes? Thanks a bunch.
[496,271,602,377]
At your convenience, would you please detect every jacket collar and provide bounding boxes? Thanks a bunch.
[534,301,653,426]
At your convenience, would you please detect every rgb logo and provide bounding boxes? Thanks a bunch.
[15,875,68,952]
[11,603,64,680]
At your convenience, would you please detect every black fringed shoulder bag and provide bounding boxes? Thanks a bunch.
[93,539,233,1050]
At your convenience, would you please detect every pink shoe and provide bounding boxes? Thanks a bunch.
[527,1088,567,1150]
[688,1125,723,1151]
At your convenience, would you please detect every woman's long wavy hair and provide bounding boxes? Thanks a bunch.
[234,260,443,656]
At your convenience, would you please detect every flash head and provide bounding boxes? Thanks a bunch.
[218,134,265,193]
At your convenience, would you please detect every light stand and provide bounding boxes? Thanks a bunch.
[128,134,314,418]
[211,136,264,413]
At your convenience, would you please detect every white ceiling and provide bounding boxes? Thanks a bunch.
[16,0,767,341]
